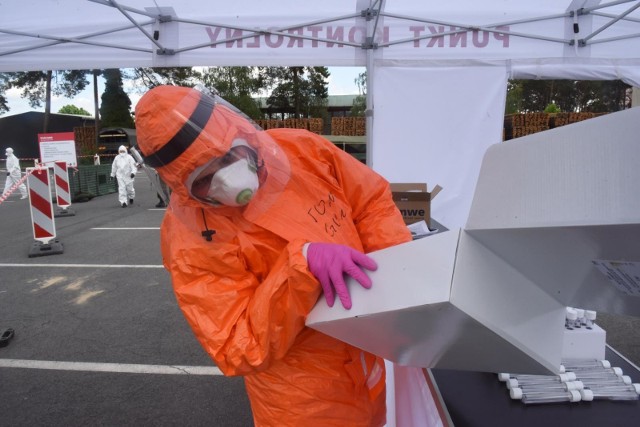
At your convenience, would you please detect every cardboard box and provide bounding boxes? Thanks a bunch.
[390,183,442,227]
[307,107,640,374]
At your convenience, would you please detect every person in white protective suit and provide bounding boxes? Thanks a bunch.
[3,147,28,199]
[110,145,138,208]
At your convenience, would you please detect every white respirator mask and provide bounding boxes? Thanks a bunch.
[206,157,259,206]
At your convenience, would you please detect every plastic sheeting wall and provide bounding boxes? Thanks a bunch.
[371,65,508,228]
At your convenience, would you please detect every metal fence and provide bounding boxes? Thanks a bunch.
[69,164,116,201]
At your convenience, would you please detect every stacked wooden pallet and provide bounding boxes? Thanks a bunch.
[503,112,611,140]
[551,112,597,127]
[331,117,345,135]
[331,117,366,136]
[505,113,551,139]
[308,118,323,134]
[255,118,324,134]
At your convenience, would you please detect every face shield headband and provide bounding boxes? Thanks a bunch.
[142,92,215,168]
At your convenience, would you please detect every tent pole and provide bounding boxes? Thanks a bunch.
[582,1,640,43]
[364,1,383,169]
[365,46,373,169]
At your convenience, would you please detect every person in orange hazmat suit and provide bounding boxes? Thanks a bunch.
[134,85,412,427]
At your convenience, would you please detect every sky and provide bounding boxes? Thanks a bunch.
[1,67,365,118]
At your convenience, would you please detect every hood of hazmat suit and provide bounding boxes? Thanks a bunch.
[136,86,290,220]
[135,85,412,427]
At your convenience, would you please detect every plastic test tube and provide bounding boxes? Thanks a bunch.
[565,308,578,329]
[580,385,640,401]
[498,372,576,382]
[515,381,584,393]
[580,375,633,386]
[584,310,597,329]
[561,359,610,368]
[501,373,576,389]
[511,388,582,404]
[572,367,624,377]
[584,383,640,393]
[575,308,585,326]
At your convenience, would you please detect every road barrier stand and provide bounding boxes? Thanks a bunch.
[53,161,75,217]
[25,166,64,257]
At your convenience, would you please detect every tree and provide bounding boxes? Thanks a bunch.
[58,104,91,116]
[265,67,329,119]
[351,72,367,117]
[0,73,9,115]
[100,69,134,128]
[544,103,561,113]
[92,69,101,147]
[6,70,89,130]
[130,67,201,90]
[582,81,631,112]
[200,67,266,119]
[506,79,631,113]
[505,81,523,114]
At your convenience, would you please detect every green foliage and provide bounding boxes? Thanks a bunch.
[265,67,329,119]
[544,103,560,113]
[58,104,91,116]
[355,72,366,95]
[351,72,367,117]
[100,69,134,128]
[77,146,98,165]
[6,70,89,108]
[130,67,201,90]
[506,79,631,113]
[200,67,265,120]
[351,96,366,117]
[505,81,522,114]
[0,73,9,114]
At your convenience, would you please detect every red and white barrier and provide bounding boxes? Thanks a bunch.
[53,160,77,218]
[25,166,64,257]
[26,167,56,243]
[54,161,71,208]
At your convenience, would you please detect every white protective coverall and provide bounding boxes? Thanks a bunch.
[110,145,138,206]
[3,147,28,199]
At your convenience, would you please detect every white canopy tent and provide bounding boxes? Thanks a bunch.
[3,2,639,425]
[2,0,639,227]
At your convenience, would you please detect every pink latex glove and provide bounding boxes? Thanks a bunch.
[306,242,378,309]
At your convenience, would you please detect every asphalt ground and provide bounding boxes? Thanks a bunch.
[1,171,639,427]
[0,173,254,426]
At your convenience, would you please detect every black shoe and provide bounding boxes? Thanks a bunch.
[155,201,166,208]
[129,198,134,205]
[122,202,127,208]
[0,328,15,347]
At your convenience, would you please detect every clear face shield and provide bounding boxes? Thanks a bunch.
[141,85,291,217]
[188,140,260,207]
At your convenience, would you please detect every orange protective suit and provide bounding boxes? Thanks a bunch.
[135,86,412,426]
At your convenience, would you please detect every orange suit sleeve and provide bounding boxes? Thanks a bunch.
[161,213,320,376]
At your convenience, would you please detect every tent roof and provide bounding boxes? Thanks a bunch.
[1,1,639,75]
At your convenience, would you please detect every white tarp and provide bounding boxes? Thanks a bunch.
[371,64,508,228]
